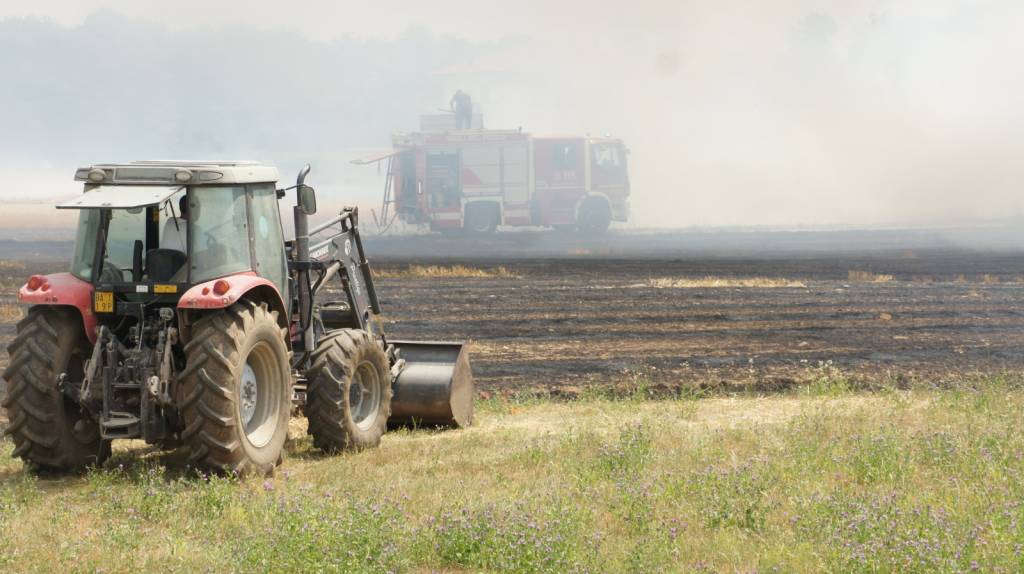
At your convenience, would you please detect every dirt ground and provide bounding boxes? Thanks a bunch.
[363,254,1024,396]
[2,230,1024,399]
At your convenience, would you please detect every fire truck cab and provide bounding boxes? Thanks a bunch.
[358,124,630,235]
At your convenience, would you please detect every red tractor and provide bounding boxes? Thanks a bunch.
[3,161,473,475]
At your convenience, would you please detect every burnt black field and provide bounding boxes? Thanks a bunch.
[3,228,1024,399]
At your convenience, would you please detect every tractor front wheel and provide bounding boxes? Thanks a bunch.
[178,300,291,476]
[305,329,391,453]
[2,306,109,473]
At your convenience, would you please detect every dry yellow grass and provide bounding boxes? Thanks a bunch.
[374,265,520,279]
[848,270,894,283]
[981,274,1001,284]
[649,276,807,289]
[0,260,24,270]
[3,388,1019,572]
[0,303,23,322]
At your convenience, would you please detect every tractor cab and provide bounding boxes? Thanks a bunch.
[60,162,290,314]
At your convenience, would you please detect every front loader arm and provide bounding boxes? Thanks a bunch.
[294,206,474,429]
[301,207,384,337]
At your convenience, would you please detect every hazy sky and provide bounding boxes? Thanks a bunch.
[3,1,1023,230]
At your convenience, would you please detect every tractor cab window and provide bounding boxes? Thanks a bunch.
[249,184,289,302]
[70,187,194,284]
[189,186,252,282]
[70,209,102,280]
[70,207,149,283]
[159,189,188,253]
[104,208,149,281]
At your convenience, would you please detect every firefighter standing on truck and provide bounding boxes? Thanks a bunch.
[450,90,472,129]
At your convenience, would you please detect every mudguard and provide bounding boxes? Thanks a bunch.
[17,272,98,343]
[178,271,288,328]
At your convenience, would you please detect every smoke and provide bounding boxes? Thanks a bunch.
[474,1,1024,228]
[1,1,1022,230]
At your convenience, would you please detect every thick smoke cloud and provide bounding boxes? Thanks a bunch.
[472,1,1024,227]
[1,1,1022,230]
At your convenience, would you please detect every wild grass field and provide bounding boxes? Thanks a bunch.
[4,249,1024,572]
[3,378,1024,573]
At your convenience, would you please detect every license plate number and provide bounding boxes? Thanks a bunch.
[94,291,114,313]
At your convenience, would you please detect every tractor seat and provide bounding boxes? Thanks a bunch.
[146,249,186,282]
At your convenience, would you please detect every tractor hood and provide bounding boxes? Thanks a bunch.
[56,185,184,210]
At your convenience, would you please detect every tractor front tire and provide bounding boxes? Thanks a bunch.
[178,300,291,477]
[306,329,391,453]
[2,306,109,473]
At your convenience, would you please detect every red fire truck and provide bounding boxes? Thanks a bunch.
[355,124,630,235]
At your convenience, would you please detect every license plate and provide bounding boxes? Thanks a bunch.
[153,284,177,294]
[94,291,114,313]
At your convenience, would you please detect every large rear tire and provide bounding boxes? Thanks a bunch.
[305,329,391,453]
[178,300,291,477]
[2,307,109,473]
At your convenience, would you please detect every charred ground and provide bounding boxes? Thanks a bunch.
[366,252,1024,397]
[2,229,1024,401]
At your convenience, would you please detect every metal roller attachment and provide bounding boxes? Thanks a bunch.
[388,340,474,428]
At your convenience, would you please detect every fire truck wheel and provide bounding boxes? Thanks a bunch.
[179,300,291,477]
[463,203,499,235]
[2,306,109,473]
[305,329,391,453]
[576,197,612,235]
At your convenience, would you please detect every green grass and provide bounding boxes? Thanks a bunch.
[3,382,1024,572]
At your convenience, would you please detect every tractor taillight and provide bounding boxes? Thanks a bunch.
[26,275,46,291]
[213,280,231,296]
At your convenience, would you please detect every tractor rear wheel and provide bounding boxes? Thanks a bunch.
[178,300,291,477]
[305,329,391,453]
[2,306,109,473]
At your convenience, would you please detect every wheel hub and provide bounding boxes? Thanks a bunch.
[240,363,258,427]
[350,362,382,430]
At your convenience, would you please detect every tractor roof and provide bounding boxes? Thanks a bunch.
[74,161,280,186]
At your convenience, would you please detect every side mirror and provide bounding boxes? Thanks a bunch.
[299,184,317,215]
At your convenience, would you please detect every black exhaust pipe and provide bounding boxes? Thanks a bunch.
[294,164,314,352]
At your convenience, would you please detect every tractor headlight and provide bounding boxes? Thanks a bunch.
[174,169,194,183]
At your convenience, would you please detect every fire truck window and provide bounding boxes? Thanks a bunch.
[593,145,622,169]
[552,143,577,170]
[426,153,460,209]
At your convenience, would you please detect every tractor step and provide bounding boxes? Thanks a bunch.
[101,412,141,439]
